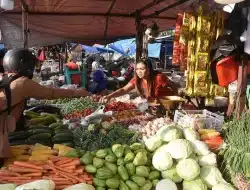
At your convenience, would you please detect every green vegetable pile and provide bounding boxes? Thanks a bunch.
[221,111,250,182]
[74,124,139,151]
[37,97,101,115]
[80,143,161,190]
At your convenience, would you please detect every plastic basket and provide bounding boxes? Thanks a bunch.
[174,109,224,131]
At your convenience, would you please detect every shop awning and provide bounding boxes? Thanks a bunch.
[0,0,195,47]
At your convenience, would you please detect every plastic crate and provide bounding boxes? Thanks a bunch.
[174,109,224,131]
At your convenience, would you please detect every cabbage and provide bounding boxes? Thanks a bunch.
[156,179,177,190]
[145,135,163,152]
[63,183,95,190]
[183,128,200,141]
[166,139,193,159]
[15,180,55,190]
[198,152,217,167]
[177,153,198,163]
[176,159,200,181]
[183,178,207,190]
[212,183,235,190]
[158,125,182,142]
[200,166,226,188]
[161,164,182,183]
[190,140,210,156]
[153,149,173,171]
[0,184,16,190]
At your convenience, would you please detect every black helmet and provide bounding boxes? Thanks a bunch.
[3,49,37,78]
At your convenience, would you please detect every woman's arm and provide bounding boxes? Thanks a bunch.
[21,78,92,99]
[107,82,134,99]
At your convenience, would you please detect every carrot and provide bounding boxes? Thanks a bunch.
[55,159,73,166]
[43,176,67,181]
[23,172,43,177]
[55,185,71,190]
[59,159,81,167]
[64,165,76,170]
[13,161,43,170]
[8,166,43,173]
[47,160,75,174]
[0,176,32,180]
[75,168,83,174]
[54,181,73,185]
[86,180,93,185]
[0,170,22,176]
[0,180,10,184]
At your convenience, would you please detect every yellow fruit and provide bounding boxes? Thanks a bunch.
[198,129,217,135]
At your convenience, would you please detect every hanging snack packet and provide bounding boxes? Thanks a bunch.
[195,53,209,71]
[194,71,207,96]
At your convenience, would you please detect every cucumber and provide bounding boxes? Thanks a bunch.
[9,140,28,146]
[28,129,53,135]
[52,133,73,143]
[49,123,63,129]
[54,129,71,134]
[29,133,52,141]
[54,125,68,131]
[8,132,32,141]
[28,124,50,129]
[8,131,31,137]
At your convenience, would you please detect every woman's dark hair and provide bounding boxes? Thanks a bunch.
[135,59,157,98]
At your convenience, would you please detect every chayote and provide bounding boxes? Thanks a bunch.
[124,152,135,163]
[131,175,146,187]
[125,162,135,176]
[80,152,93,165]
[112,144,124,158]
[105,162,118,174]
[133,152,147,166]
[93,157,105,168]
[118,165,129,181]
[106,178,120,189]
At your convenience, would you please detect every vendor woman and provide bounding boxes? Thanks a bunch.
[0,49,92,161]
[100,59,178,103]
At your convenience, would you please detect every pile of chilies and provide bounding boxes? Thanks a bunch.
[0,156,93,189]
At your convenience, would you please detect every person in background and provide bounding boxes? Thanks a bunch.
[0,49,92,161]
[0,49,6,73]
[88,61,107,94]
[100,59,178,103]
[86,56,94,90]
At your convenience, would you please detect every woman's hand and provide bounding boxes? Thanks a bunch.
[99,95,110,103]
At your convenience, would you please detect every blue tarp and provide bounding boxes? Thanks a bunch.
[70,43,114,53]
[0,44,4,50]
[107,38,161,58]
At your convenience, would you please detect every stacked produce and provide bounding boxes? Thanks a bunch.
[129,117,172,139]
[112,110,154,125]
[74,124,138,151]
[9,122,74,147]
[0,157,93,189]
[221,111,250,189]
[0,181,94,190]
[64,108,93,120]
[143,123,235,190]
[80,143,161,190]
[104,101,136,112]
[198,129,223,151]
[5,144,75,166]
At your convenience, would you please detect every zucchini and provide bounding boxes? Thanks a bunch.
[29,133,52,141]
[52,133,73,144]
[28,129,53,135]
[8,132,32,141]
[49,123,63,129]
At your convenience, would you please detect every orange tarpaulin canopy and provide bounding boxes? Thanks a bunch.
[0,0,193,47]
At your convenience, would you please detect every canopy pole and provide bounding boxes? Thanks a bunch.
[135,12,143,62]
[21,0,29,48]
[235,53,249,118]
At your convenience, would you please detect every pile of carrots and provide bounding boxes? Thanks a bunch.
[0,156,93,190]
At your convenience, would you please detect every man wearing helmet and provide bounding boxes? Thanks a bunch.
[0,49,92,161]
